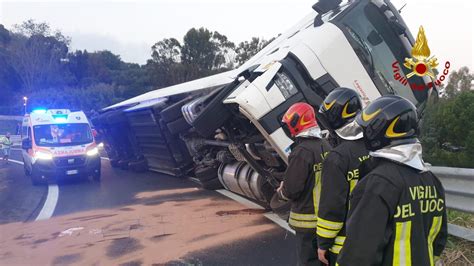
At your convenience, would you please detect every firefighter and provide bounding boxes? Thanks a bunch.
[277,102,331,266]
[315,88,370,265]
[337,95,447,265]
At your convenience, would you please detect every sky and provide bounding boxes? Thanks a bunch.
[0,0,473,71]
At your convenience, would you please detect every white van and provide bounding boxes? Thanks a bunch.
[21,109,101,185]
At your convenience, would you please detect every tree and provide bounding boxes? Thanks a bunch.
[151,38,181,65]
[181,27,235,71]
[235,37,274,66]
[421,67,474,167]
[0,24,11,45]
[444,66,474,98]
[8,20,70,92]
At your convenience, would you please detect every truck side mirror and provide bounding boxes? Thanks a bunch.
[22,139,32,150]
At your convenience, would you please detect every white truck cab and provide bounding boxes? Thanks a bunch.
[21,109,101,185]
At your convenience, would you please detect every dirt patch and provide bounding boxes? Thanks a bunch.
[150,233,174,242]
[0,187,279,264]
[119,259,143,266]
[51,253,82,265]
[32,238,50,244]
[216,208,267,216]
[106,238,144,258]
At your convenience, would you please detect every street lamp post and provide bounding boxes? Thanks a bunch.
[23,96,28,114]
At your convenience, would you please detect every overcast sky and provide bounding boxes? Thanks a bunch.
[0,0,473,70]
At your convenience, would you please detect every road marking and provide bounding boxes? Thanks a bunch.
[35,185,59,221]
[5,158,59,221]
[7,159,24,165]
[215,189,295,235]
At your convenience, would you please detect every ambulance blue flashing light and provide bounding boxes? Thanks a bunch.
[32,109,47,114]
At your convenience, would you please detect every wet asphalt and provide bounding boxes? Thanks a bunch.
[1,149,296,265]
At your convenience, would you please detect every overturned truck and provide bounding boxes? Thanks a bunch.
[94,0,435,209]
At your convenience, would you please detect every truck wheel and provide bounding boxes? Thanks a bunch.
[110,158,120,168]
[160,97,190,123]
[167,117,191,135]
[200,177,223,190]
[119,160,129,170]
[129,160,148,172]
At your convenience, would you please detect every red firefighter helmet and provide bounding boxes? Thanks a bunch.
[281,102,318,138]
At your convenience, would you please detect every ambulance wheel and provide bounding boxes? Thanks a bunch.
[93,169,101,182]
[23,162,31,176]
[31,174,44,186]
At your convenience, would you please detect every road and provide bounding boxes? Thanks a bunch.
[0,149,297,265]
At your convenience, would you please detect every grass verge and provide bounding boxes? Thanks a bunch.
[442,210,474,265]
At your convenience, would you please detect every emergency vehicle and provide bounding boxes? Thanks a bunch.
[93,0,437,210]
[21,109,101,185]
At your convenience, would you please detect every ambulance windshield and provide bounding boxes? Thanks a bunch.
[33,123,93,147]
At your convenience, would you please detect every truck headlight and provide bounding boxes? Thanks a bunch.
[274,72,298,99]
[86,147,99,157]
[35,150,53,160]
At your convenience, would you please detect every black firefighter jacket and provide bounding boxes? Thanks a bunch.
[279,137,331,233]
[338,159,447,266]
[316,138,370,254]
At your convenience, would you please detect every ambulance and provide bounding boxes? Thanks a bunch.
[21,109,101,185]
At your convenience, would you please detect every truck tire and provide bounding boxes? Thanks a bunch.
[167,117,191,135]
[110,158,120,168]
[160,97,190,123]
[129,159,148,172]
[118,160,129,170]
[200,177,223,190]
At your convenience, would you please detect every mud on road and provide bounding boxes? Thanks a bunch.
[0,153,295,265]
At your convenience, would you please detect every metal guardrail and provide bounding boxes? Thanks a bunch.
[0,115,22,121]
[0,134,21,144]
[430,166,474,241]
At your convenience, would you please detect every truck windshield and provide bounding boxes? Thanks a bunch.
[333,1,429,107]
[33,123,93,147]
